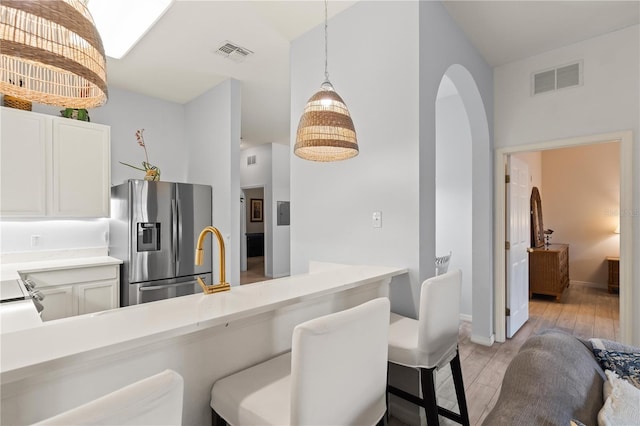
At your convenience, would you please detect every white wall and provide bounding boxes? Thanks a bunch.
[542,143,620,287]
[185,79,241,287]
[436,93,473,317]
[0,220,108,254]
[290,1,420,316]
[271,143,290,278]
[495,25,639,343]
[240,144,272,189]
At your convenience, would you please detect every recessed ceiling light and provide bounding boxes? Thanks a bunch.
[87,0,174,59]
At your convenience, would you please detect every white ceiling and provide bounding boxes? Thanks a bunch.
[103,1,639,148]
[442,1,640,67]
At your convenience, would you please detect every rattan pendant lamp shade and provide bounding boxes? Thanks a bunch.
[294,1,358,162]
[0,0,108,108]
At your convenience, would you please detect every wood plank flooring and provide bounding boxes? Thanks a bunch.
[390,284,619,426]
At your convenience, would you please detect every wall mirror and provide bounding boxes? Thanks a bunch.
[530,186,544,248]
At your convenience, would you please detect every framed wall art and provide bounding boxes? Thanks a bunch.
[250,198,263,222]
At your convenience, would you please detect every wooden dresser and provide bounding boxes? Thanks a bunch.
[606,256,619,294]
[529,244,569,301]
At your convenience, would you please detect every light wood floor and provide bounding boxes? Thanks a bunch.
[391,284,620,426]
[239,256,271,285]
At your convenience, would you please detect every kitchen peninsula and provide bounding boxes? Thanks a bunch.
[1,263,406,425]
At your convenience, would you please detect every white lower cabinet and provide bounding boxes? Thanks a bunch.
[24,265,119,321]
[39,285,75,322]
[77,281,118,316]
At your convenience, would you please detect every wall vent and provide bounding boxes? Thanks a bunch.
[532,61,582,95]
[214,41,254,63]
[247,155,256,166]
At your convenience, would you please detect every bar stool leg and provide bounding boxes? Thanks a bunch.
[211,409,226,426]
[420,367,440,426]
[450,350,470,426]
[385,364,390,424]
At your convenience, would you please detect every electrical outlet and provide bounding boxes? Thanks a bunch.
[30,235,41,247]
[372,211,382,228]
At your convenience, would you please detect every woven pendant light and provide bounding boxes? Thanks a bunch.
[294,0,358,162]
[0,0,108,109]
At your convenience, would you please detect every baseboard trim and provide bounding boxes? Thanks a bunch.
[389,395,422,425]
[271,272,290,279]
[570,280,607,289]
[460,313,472,323]
[470,333,495,347]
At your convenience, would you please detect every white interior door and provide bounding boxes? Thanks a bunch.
[506,155,530,338]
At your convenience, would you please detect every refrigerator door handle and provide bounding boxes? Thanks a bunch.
[176,198,182,271]
[140,281,198,291]
[171,199,178,267]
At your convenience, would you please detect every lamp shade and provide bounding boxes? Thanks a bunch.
[0,0,108,108]
[294,82,358,162]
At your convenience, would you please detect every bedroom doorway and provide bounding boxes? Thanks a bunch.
[494,131,633,344]
[240,186,268,285]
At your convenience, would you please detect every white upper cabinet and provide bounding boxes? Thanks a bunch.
[0,107,111,218]
[0,108,48,216]
[51,118,110,217]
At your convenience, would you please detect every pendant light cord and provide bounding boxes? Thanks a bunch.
[324,0,329,83]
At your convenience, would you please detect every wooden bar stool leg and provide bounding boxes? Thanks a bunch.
[420,367,440,426]
[450,350,470,426]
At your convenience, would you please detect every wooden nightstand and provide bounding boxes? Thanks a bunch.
[606,256,619,294]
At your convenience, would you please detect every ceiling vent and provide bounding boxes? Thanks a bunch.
[532,61,582,95]
[214,41,254,63]
[247,155,256,166]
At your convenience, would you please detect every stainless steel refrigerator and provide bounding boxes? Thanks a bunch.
[109,180,212,306]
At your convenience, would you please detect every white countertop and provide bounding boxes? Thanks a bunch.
[0,256,123,281]
[1,264,406,381]
[0,300,43,334]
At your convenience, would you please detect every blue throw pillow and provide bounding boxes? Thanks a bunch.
[592,348,640,389]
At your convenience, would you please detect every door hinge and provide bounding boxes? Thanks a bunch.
[506,307,511,316]
[505,174,511,184]
[505,241,510,250]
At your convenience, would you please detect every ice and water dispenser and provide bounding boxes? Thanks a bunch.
[137,223,161,252]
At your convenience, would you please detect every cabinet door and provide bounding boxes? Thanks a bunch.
[0,107,48,216]
[51,118,110,217]
[39,285,75,321]
[77,281,118,315]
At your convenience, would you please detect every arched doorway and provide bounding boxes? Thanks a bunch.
[435,65,492,344]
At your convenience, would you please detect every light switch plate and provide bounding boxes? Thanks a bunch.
[372,211,382,228]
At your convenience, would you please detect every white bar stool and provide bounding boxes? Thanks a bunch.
[435,251,452,276]
[210,298,390,426]
[387,269,470,426]
[32,369,184,425]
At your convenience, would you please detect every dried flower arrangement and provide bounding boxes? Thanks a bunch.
[120,129,161,181]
